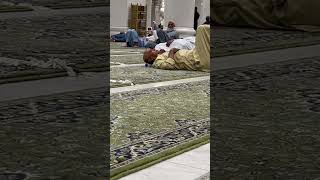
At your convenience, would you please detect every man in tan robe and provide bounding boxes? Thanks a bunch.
[143,25,210,71]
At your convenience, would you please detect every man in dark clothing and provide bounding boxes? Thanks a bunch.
[203,16,211,25]
[111,32,126,42]
[194,7,200,30]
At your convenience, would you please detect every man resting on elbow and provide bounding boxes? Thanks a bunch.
[143,25,210,71]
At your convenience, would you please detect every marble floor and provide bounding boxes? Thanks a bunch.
[120,144,210,180]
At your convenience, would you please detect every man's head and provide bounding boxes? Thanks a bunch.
[168,21,176,29]
[147,27,153,36]
[143,48,159,64]
[206,16,210,22]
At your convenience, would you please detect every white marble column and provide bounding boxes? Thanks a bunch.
[110,0,129,35]
[154,2,161,23]
[200,0,210,24]
[146,0,153,28]
[164,0,196,36]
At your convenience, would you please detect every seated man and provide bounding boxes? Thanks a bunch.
[145,26,161,49]
[146,21,180,48]
[143,25,210,71]
[166,21,180,40]
[146,27,158,41]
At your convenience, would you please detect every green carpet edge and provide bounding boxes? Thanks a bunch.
[0,8,33,13]
[0,72,67,84]
[45,3,108,9]
[214,40,320,57]
[110,134,210,180]
[0,66,108,84]
[0,5,33,13]
[110,75,209,88]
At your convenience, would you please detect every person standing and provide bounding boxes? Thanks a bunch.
[194,7,200,30]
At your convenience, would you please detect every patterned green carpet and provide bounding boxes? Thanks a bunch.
[110,80,210,179]
[2,0,108,9]
[0,8,108,83]
[212,56,320,179]
[0,88,108,179]
[0,4,32,12]
[213,27,320,57]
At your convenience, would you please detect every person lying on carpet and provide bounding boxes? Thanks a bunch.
[111,32,126,42]
[144,38,196,66]
[143,25,210,71]
[111,29,145,47]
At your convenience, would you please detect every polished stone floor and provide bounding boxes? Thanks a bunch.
[120,144,210,180]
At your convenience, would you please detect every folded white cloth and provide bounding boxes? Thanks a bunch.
[155,37,195,52]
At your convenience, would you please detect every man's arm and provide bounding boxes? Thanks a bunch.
[152,21,158,30]
[153,54,176,70]
[156,49,166,54]
[153,30,158,40]
[168,48,180,59]
[166,39,174,47]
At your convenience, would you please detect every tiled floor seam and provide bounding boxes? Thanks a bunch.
[166,161,209,171]
[0,6,107,19]
[214,44,320,70]
[194,172,210,180]
[110,76,210,94]
[111,63,144,68]
[111,54,143,56]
